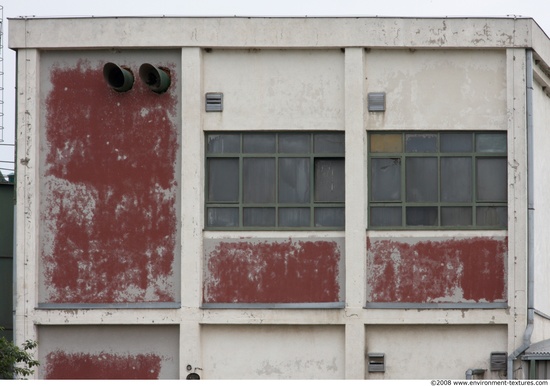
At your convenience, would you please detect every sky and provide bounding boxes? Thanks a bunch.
[1,0,550,176]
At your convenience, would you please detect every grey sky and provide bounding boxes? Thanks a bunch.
[1,0,549,174]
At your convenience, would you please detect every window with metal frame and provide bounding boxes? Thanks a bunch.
[206,132,345,229]
[368,131,507,229]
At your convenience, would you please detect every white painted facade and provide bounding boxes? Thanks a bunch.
[8,16,550,379]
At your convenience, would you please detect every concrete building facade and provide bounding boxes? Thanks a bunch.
[7,16,550,379]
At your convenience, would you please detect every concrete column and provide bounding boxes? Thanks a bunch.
[344,47,367,379]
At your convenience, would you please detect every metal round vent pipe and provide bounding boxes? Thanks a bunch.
[103,62,134,92]
[139,63,171,93]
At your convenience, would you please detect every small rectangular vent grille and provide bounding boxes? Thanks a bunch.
[206,92,223,112]
[490,352,507,371]
[368,92,386,112]
[368,353,385,373]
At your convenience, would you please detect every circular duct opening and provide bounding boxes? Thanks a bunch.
[103,62,134,92]
[139,63,171,94]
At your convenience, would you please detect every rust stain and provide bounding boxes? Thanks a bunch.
[367,237,507,303]
[41,59,178,303]
[204,239,342,303]
[44,351,162,379]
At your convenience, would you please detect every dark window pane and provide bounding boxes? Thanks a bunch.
[315,158,345,202]
[208,158,239,202]
[441,207,472,226]
[279,133,310,153]
[207,208,239,227]
[243,133,276,153]
[476,158,507,201]
[370,133,402,153]
[406,157,438,202]
[477,206,507,227]
[279,158,310,203]
[441,157,472,202]
[207,134,240,153]
[406,206,438,226]
[314,133,345,153]
[371,158,401,201]
[441,133,473,152]
[243,158,275,203]
[476,133,507,153]
[315,207,345,227]
[405,133,437,152]
[370,207,401,227]
[279,208,310,227]
[243,208,276,227]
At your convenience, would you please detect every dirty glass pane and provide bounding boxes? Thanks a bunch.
[279,133,310,153]
[441,157,472,202]
[370,207,401,227]
[279,208,310,227]
[405,133,437,153]
[279,158,310,203]
[441,207,472,226]
[476,158,507,201]
[315,207,345,227]
[243,133,276,153]
[314,158,345,202]
[406,157,438,202]
[441,133,473,152]
[314,133,345,153]
[477,206,507,227]
[208,158,239,202]
[243,208,276,227]
[476,133,507,153]
[207,208,239,227]
[243,158,275,203]
[406,206,438,226]
[371,158,401,201]
[207,134,240,153]
[370,133,402,153]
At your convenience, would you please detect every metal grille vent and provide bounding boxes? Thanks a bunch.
[490,352,507,371]
[206,92,223,112]
[368,353,385,373]
[368,92,386,112]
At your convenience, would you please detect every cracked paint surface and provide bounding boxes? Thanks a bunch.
[40,57,179,303]
[44,351,162,379]
[204,239,343,303]
[367,236,507,303]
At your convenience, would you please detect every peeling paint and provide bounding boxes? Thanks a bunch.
[40,58,179,303]
[367,237,507,303]
[44,351,162,379]
[204,239,343,303]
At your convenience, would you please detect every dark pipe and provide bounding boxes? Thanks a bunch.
[103,62,134,92]
[139,63,171,93]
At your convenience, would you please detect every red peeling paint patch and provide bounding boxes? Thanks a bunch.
[41,59,178,303]
[44,351,162,379]
[204,239,342,303]
[367,237,507,303]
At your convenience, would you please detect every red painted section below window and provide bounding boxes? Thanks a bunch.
[367,237,507,303]
[204,239,342,303]
[44,351,162,379]
[41,59,178,303]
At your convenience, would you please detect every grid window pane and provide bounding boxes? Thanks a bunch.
[476,133,507,153]
[406,157,438,202]
[476,157,507,202]
[405,133,438,153]
[243,208,276,227]
[243,158,276,203]
[370,207,402,227]
[441,133,473,152]
[279,158,310,203]
[477,206,507,227]
[406,206,438,226]
[279,208,310,227]
[207,134,240,153]
[207,208,239,227]
[370,133,402,153]
[279,133,310,153]
[243,133,276,153]
[371,158,401,201]
[441,207,472,226]
[441,157,472,202]
[315,158,345,202]
[208,158,239,202]
[314,133,345,153]
[315,207,345,227]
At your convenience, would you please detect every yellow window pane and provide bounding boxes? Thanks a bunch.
[370,133,403,153]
